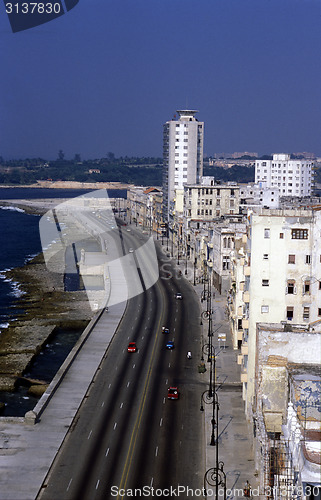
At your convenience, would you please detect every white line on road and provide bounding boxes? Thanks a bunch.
[105,448,110,457]
[66,478,73,491]
[163,397,166,404]
[87,430,92,439]
[155,446,158,457]
[127,381,130,387]
[96,479,100,490]
[108,383,111,389]
[120,402,123,409]
[160,418,163,427]
[113,422,117,430]
[168,363,171,368]
[101,401,105,407]
[133,364,136,369]
[150,477,154,487]
[165,379,168,384]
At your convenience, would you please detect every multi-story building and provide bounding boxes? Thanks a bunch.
[183,178,240,221]
[239,182,280,209]
[255,153,314,197]
[162,110,204,221]
[234,207,321,417]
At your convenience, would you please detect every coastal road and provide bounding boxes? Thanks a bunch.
[38,226,204,499]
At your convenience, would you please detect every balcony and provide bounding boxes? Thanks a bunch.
[244,266,251,276]
[237,330,243,341]
[241,343,248,355]
[237,305,243,315]
[237,354,243,365]
[243,291,250,303]
[239,281,245,291]
[241,372,248,383]
[242,319,249,329]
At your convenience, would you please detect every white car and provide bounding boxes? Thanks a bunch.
[175,292,183,300]
[129,248,134,253]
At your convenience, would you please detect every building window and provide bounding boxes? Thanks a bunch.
[288,254,295,264]
[303,306,310,321]
[279,233,284,239]
[291,228,308,239]
[237,318,243,330]
[286,307,294,320]
[264,228,270,238]
[306,255,311,264]
[304,280,310,294]
[261,305,269,313]
[318,308,321,317]
[222,256,230,270]
[263,254,268,260]
[286,281,296,294]
[262,279,269,286]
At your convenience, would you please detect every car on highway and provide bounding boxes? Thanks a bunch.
[167,386,179,400]
[127,342,137,353]
[129,248,134,253]
[175,292,183,300]
[162,326,169,334]
[166,340,175,350]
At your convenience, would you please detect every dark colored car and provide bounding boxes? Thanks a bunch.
[162,326,170,334]
[166,340,175,350]
[167,386,179,400]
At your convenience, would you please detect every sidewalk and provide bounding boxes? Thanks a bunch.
[156,236,259,498]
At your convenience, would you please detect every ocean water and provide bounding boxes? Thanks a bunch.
[0,188,126,333]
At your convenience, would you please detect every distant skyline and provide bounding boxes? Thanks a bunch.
[1,0,321,160]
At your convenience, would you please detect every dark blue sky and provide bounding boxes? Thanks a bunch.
[1,0,321,159]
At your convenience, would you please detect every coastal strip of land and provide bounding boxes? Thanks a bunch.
[0,199,95,396]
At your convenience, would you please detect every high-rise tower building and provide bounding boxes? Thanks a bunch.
[162,110,204,220]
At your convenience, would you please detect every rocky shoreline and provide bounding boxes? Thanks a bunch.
[0,200,95,395]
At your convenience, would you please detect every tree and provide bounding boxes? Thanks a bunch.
[74,153,81,162]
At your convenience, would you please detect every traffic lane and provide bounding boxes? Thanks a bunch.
[67,286,162,500]
[112,273,204,493]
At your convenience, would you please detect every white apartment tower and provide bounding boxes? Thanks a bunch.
[255,154,313,197]
[163,110,204,219]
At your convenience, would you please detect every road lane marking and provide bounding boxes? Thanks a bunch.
[127,381,130,387]
[101,401,105,407]
[96,480,100,490]
[165,379,168,384]
[106,448,110,457]
[160,418,163,426]
[114,422,117,430]
[87,430,92,439]
[108,383,111,388]
[66,478,73,491]
[163,397,166,404]
[120,403,123,409]
[133,364,136,369]
[155,446,158,457]
[168,363,171,367]
[116,289,165,500]
[150,478,154,487]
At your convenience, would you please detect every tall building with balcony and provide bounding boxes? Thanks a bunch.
[255,154,314,197]
[162,110,204,221]
[233,207,321,418]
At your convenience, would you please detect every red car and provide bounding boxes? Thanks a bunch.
[127,342,137,353]
[167,386,179,400]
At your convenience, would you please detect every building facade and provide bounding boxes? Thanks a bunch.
[162,110,204,220]
[255,154,314,197]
